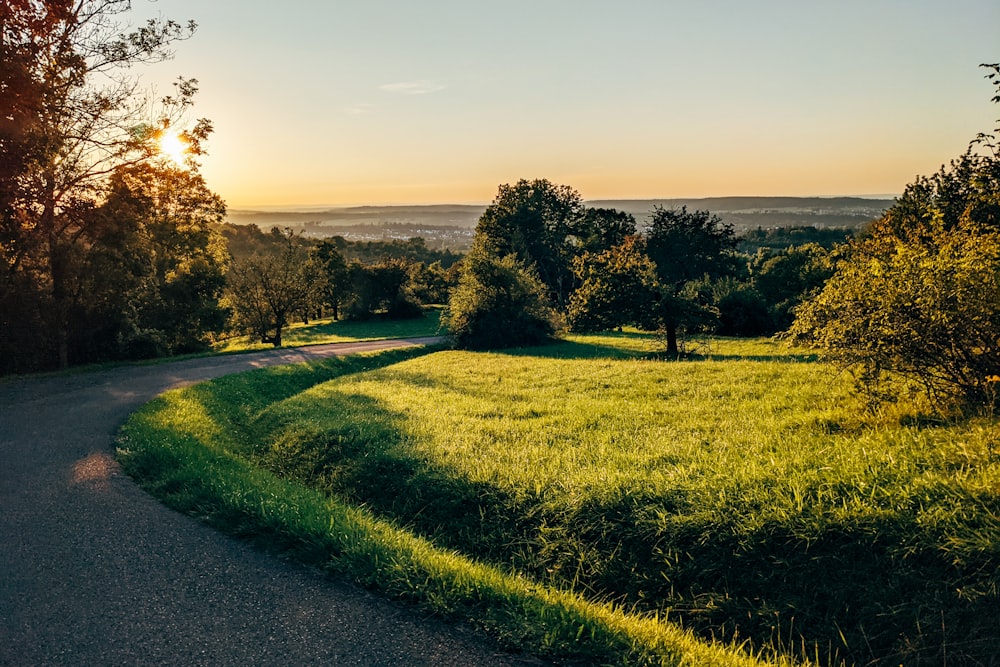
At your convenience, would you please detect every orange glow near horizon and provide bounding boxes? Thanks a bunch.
[131,2,998,211]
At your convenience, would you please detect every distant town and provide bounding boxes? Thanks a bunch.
[226,197,894,251]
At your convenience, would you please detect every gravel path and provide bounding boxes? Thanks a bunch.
[0,339,538,666]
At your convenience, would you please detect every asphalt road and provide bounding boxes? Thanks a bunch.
[0,339,538,666]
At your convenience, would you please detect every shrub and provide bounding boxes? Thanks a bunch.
[444,247,558,350]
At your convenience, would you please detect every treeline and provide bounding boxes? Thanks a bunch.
[447,64,1000,412]
[219,224,459,347]
[737,225,854,252]
[220,222,462,267]
[443,178,839,354]
[0,2,227,374]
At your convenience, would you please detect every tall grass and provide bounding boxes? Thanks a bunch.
[118,333,1000,665]
[118,344,778,666]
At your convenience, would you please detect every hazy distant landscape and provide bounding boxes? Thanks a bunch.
[227,196,895,250]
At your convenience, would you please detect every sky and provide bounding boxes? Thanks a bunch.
[131,1,1000,208]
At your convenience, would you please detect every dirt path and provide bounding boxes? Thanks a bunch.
[0,339,534,666]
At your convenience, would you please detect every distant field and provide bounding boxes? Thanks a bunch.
[213,308,444,353]
[118,332,999,666]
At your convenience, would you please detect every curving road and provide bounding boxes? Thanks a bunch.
[0,339,538,666]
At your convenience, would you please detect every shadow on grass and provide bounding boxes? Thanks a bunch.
[179,345,439,448]
[132,338,1000,667]
[247,385,535,571]
[248,385,1000,666]
[289,311,444,345]
[703,352,821,363]
[490,338,652,361]
[487,336,821,364]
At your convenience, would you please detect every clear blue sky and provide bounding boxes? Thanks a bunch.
[134,1,1000,207]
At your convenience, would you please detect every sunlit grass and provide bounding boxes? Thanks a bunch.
[213,307,444,352]
[118,333,1000,666]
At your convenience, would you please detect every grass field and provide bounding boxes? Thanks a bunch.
[117,332,1000,666]
[212,307,445,353]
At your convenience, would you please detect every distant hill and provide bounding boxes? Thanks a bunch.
[587,197,894,231]
[226,204,485,230]
[226,197,894,249]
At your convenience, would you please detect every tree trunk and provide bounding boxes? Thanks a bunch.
[271,312,285,347]
[665,325,678,358]
[45,191,71,370]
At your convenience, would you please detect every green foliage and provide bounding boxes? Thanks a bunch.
[791,227,1000,409]
[751,243,836,331]
[444,246,558,350]
[311,239,351,319]
[645,206,739,286]
[0,1,213,372]
[225,225,457,318]
[791,70,1000,411]
[737,226,854,253]
[340,235,462,268]
[406,260,456,305]
[343,259,424,320]
[474,178,585,307]
[225,230,324,347]
[567,236,657,333]
[474,179,637,307]
[707,278,771,337]
[99,163,230,355]
[642,207,739,354]
[579,207,638,251]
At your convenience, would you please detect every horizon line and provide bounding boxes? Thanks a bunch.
[229,193,900,212]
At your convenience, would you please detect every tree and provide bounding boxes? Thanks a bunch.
[407,260,454,305]
[577,207,637,253]
[474,180,639,310]
[790,227,1000,408]
[0,1,210,370]
[313,238,350,319]
[790,64,1000,410]
[84,161,229,357]
[567,236,657,333]
[704,278,770,337]
[343,259,422,320]
[751,243,836,331]
[444,244,557,350]
[225,231,320,347]
[644,206,739,355]
[475,178,585,308]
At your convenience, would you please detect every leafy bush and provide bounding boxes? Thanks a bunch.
[444,247,558,350]
[791,226,1000,408]
[791,68,1000,411]
[711,279,771,336]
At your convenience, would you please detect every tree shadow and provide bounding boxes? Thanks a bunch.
[490,337,652,361]
[249,388,531,567]
[701,352,821,363]
[488,337,822,364]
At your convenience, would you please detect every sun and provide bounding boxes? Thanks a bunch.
[159,129,189,165]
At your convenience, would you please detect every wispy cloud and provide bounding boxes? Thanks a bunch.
[345,103,377,115]
[378,79,447,95]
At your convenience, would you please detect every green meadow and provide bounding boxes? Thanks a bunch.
[117,332,1000,666]
[212,307,445,353]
